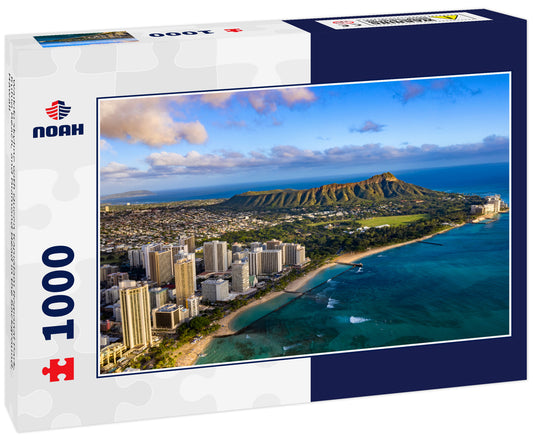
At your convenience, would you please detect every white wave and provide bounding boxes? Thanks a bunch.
[316,333,324,338]
[327,278,332,282]
[245,334,250,339]
[350,316,370,324]
[326,297,339,309]
[356,267,363,273]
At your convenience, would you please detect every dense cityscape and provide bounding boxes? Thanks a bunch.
[100,213,309,373]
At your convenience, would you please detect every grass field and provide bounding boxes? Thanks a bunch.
[356,214,428,227]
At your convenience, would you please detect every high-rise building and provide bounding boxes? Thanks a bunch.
[107,271,129,287]
[201,279,230,302]
[113,303,122,322]
[248,248,263,276]
[232,242,243,253]
[128,249,144,268]
[177,305,190,323]
[203,240,229,272]
[149,249,173,285]
[119,282,152,349]
[152,304,180,330]
[149,287,168,310]
[227,250,233,269]
[102,286,120,305]
[261,250,283,274]
[483,203,496,213]
[100,264,119,283]
[171,244,188,262]
[186,296,200,318]
[486,195,502,212]
[232,251,248,262]
[174,255,196,306]
[266,239,282,250]
[232,260,250,293]
[179,235,196,255]
[195,258,205,275]
[250,242,263,251]
[142,243,163,279]
[283,243,306,266]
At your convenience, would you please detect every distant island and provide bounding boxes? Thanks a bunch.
[101,190,156,200]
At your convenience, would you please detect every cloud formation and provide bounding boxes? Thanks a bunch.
[100,87,316,147]
[399,82,426,103]
[199,92,234,108]
[351,120,386,133]
[243,87,316,114]
[396,79,483,103]
[100,161,148,180]
[100,98,208,147]
[101,135,508,182]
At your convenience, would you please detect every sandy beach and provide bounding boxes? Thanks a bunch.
[172,290,286,367]
[174,223,464,367]
[333,223,464,264]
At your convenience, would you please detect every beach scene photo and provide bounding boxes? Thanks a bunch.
[34,31,137,47]
[98,73,510,374]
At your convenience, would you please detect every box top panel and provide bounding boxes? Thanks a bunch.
[5,9,525,51]
[5,20,305,51]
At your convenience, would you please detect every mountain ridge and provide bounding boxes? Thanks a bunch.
[218,173,444,209]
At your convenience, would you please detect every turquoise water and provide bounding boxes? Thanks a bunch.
[198,214,509,365]
[230,265,353,332]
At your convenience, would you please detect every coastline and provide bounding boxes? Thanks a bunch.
[333,223,464,264]
[171,290,286,367]
[173,222,465,368]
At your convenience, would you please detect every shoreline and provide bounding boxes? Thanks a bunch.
[333,223,464,264]
[174,222,465,368]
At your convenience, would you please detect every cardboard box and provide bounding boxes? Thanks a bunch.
[5,9,526,431]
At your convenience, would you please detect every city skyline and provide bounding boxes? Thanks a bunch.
[99,73,510,194]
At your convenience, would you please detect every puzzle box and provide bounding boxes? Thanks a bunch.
[5,9,526,431]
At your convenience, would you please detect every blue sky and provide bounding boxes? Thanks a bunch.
[99,73,510,194]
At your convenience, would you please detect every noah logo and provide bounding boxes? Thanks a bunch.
[33,100,84,139]
[45,100,71,120]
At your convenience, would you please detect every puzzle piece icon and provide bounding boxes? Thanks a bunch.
[42,358,74,382]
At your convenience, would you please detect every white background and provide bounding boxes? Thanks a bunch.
[1,0,531,442]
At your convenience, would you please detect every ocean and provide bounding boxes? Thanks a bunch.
[195,162,510,366]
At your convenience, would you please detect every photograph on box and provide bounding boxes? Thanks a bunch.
[34,31,137,47]
[98,73,510,375]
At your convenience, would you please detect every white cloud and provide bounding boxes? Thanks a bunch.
[100,98,208,147]
[100,162,147,180]
[199,92,234,108]
[279,87,317,106]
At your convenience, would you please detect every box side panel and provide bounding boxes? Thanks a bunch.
[11,24,313,431]
[4,37,19,430]
[297,15,526,402]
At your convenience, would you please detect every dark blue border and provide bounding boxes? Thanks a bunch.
[286,9,527,401]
